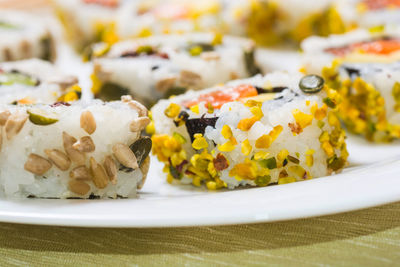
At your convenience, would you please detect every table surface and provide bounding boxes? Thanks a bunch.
[1,1,400,266]
[0,201,399,266]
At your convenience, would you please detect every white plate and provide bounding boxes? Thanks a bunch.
[1,45,400,228]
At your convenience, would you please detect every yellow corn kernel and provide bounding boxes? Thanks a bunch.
[167,174,174,184]
[306,100,310,106]
[270,125,283,140]
[278,176,296,185]
[321,141,334,157]
[254,151,270,160]
[192,134,208,150]
[229,159,257,180]
[212,32,223,45]
[241,139,252,156]
[190,104,200,114]
[250,106,263,118]
[221,125,233,139]
[255,134,271,149]
[138,27,152,37]
[145,121,155,135]
[277,149,289,162]
[292,109,313,129]
[206,181,217,190]
[237,116,258,131]
[314,105,328,120]
[288,166,307,179]
[306,154,314,167]
[328,112,340,127]
[319,131,330,143]
[192,176,202,187]
[164,103,181,118]
[218,140,236,152]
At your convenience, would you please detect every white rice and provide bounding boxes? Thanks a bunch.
[0,97,150,199]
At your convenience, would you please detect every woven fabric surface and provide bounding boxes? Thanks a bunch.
[0,202,399,266]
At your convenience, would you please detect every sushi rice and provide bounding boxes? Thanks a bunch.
[0,10,55,62]
[151,72,348,190]
[0,59,79,105]
[90,33,260,105]
[0,96,151,199]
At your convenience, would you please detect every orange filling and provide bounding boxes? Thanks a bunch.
[363,0,400,10]
[325,39,400,56]
[183,85,258,109]
[83,0,119,8]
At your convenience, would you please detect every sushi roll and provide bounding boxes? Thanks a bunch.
[53,0,120,51]
[0,59,79,105]
[117,0,221,39]
[90,33,260,105]
[320,61,400,142]
[0,10,55,62]
[221,0,346,46]
[301,26,400,74]
[151,72,348,190]
[0,96,151,198]
[336,0,400,29]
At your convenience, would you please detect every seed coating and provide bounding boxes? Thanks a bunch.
[80,111,96,134]
[62,132,86,165]
[24,153,52,175]
[73,136,95,152]
[112,143,139,169]
[44,149,71,171]
[90,157,109,189]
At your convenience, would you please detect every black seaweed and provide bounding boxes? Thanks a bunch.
[185,115,218,142]
[255,86,287,94]
[244,49,261,76]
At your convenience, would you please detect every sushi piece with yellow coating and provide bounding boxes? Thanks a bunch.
[151,72,348,190]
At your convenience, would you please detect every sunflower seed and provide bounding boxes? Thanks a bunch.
[44,149,71,171]
[62,132,85,165]
[103,156,117,185]
[155,77,177,93]
[112,143,138,169]
[80,110,96,134]
[5,112,28,140]
[68,180,90,196]
[72,136,95,152]
[24,153,52,175]
[137,156,150,189]
[70,165,92,180]
[127,100,148,117]
[0,110,11,126]
[130,117,151,132]
[90,157,109,189]
[179,70,202,89]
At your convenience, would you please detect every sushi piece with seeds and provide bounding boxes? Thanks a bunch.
[151,72,348,190]
[0,59,79,105]
[89,33,260,106]
[0,96,151,199]
[0,11,56,62]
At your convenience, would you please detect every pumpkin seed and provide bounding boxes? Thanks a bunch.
[299,75,324,94]
[27,108,59,125]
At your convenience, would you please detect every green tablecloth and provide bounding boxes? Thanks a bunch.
[0,202,399,266]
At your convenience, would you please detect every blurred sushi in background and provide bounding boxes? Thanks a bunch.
[0,10,56,62]
[89,33,260,106]
[117,0,222,39]
[302,26,400,142]
[222,0,346,46]
[336,0,400,29]
[53,0,121,52]
[0,59,78,105]
[151,72,348,189]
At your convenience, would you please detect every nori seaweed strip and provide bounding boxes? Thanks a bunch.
[255,86,287,94]
[185,115,218,142]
